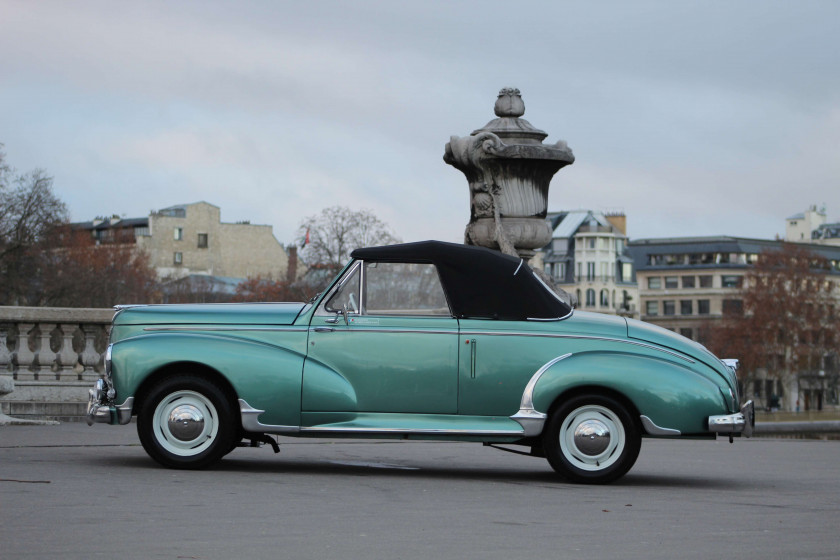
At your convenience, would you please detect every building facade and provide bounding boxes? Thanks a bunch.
[539,210,638,318]
[73,202,290,281]
[786,204,840,246]
[628,236,840,411]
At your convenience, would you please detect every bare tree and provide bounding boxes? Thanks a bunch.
[704,243,839,411]
[0,145,69,305]
[39,227,159,307]
[232,275,311,303]
[296,206,400,272]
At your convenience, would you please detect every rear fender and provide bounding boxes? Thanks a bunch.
[110,333,305,427]
[531,351,727,435]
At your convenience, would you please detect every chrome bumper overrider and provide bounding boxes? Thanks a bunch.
[707,400,754,437]
[85,378,133,426]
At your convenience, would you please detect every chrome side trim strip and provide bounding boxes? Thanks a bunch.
[514,259,524,275]
[143,327,309,332]
[310,328,459,336]
[510,353,573,436]
[299,426,524,436]
[459,331,695,363]
[640,415,681,436]
[238,399,300,434]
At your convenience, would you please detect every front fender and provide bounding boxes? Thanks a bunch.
[110,332,305,427]
[531,351,727,435]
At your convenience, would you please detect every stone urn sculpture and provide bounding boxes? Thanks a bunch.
[444,88,575,261]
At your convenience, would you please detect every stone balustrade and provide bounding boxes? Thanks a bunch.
[0,307,115,420]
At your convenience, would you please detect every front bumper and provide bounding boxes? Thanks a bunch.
[86,378,133,426]
[707,400,754,437]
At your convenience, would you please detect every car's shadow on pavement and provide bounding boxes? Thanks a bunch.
[93,453,750,491]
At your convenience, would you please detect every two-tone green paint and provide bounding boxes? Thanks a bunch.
[105,270,739,439]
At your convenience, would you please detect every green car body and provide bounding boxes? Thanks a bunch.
[88,241,753,483]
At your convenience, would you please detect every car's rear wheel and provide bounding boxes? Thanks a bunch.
[137,375,236,469]
[543,394,641,484]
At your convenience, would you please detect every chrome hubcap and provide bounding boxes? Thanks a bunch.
[167,404,205,441]
[152,390,218,457]
[573,419,611,456]
[559,404,626,472]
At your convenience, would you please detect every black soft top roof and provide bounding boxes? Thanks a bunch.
[351,240,571,320]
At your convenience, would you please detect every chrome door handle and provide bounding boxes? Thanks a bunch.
[313,327,335,333]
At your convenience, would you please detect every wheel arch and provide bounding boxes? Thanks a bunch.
[530,351,728,436]
[544,384,643,432]
[133,361,239,425]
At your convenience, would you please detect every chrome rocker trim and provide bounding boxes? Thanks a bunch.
[239,400,524,437]
[707,400,754,437]
[510,353,573,437]
[239,400,300,434]
[640,415,681,436]
[299,426,524,436]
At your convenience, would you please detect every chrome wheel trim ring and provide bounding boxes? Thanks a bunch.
[153,390,219,457]
[559,405,625,472]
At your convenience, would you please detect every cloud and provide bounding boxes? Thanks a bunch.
[1,0,838,249]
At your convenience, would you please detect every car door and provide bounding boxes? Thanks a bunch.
[303,260,459,414]
[457,319,576,417]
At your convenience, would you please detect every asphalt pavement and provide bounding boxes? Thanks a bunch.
[1,423,839,559]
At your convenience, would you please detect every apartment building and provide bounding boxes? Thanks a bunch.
[539,210,638,318]
[628,236,840,411]
[73,201,290,281]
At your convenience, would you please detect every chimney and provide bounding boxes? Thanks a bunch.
[286,246,298,283]
[605,212,627,235]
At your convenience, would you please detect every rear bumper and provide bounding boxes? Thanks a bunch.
[707,400,754,437]
[86,378,133,426]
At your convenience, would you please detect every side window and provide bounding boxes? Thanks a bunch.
[364,262,450,316]
[324,264,360,314]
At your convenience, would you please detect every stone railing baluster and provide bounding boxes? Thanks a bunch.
[35,322,57,380]
[0,324,11,375]
[80,324,102,382]
[57,323,81,381]
[14,323,36,381]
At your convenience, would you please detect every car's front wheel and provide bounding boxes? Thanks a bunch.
[543,394,641,484]
[137,375,236,469]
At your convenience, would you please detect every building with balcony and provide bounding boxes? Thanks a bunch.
[539,210,638,318]
[627,236,840,411]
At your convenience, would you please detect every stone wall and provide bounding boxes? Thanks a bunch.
[0,307,114,421]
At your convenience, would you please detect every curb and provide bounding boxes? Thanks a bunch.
[0,413,60,426]
[755,421,840,434]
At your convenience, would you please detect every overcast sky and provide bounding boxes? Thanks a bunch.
[2,0,838,246]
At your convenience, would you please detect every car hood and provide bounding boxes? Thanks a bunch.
[113,303,307,326]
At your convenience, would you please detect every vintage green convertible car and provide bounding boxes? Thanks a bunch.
[87,240,753,483]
